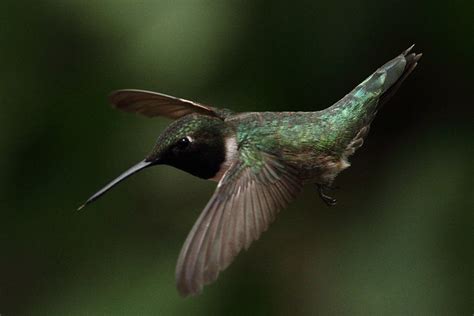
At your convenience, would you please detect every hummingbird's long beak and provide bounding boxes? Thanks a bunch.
[77,160,155,211]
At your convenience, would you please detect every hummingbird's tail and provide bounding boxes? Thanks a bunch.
[324,45,422,158]
[327,45,422,120]
[376,44,422,107]
[352,45,422,113]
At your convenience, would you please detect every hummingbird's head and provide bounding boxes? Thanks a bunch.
[78,114,232,210]
[146,114,229,179]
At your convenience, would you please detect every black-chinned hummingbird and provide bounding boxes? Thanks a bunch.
[79,46,422,296]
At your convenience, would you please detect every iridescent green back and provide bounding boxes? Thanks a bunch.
[229,51,411,162]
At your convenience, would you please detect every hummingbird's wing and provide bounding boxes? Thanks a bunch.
[175,149,302,296]
[109,89,232,119]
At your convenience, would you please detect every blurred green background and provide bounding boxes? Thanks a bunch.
[0,1,472,315]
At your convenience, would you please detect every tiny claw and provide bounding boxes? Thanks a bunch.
[317,184,338,207]
[77,204,86,211]
[322,195,337,207]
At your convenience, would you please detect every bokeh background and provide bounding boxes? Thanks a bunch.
[0,1,472,315]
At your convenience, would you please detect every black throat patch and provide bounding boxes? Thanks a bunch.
[162,137,226,180]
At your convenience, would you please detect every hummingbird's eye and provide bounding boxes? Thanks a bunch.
[176,136,190,149]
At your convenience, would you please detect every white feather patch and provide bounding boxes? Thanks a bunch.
[211,136,238,182]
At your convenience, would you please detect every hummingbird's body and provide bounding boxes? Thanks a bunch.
[209,58,406,185]
[227,111,354,183]
[79,46,422,296]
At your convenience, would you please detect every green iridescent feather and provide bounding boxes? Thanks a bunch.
[228,49,415,178]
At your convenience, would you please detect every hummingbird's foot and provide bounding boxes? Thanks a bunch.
[317,184,337,207]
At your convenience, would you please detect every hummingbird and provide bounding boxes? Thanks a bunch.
[79,45,421,296]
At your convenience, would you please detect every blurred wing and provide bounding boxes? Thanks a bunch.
[109,89,226,119]
[176,150,302,296]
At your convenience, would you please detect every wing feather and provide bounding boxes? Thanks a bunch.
[109,89,228,119]
[175,151,302,296]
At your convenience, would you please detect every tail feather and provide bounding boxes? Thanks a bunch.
[337,45,422,157]
[326,45,422,117]
[378,45,422,106]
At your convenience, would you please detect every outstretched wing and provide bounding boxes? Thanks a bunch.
[176,149,302,296]
[109,89,231,120]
